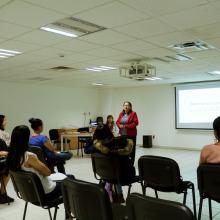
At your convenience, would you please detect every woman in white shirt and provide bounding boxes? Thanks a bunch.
[7,125,73,219]
[0,115,10,146]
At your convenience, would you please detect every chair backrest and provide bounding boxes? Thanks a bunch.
[10,170,45,205]
[29,145,47,165]
[127,193,194,220]
[62,178,113,220]
[0,138,8,151]
[197,164,220,202]
[91,153,120,184]
[138,155,182,191]
[49,129,59,141]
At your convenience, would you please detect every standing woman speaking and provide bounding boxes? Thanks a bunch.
[116,101,139,164]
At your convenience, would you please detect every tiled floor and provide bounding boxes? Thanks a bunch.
[0,147,219,220]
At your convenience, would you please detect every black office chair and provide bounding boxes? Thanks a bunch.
[62,178,127,220]
[138,155,197,219]
[197,164,220,220]
[77,127,92,157]
[91,153,138,198]
[49,129,70,150]
[127,193,194,220]
[28,145,55,173]
[10,170,63,220]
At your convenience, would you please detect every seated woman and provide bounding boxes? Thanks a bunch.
[28,118,72,174]
[0,115,10,146]
[200,116,220,164]
[6,125,73,219]
[93,121,135,203]
[0,114,14,204]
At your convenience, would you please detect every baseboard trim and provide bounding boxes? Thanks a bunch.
[138,144,200,151]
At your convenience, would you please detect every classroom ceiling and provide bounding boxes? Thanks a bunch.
[0,0,220,88]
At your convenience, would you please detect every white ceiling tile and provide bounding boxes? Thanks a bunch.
[186,49,220,59]
[186,22,220,40]
[86,58,120,66]
[80,30,134,46]
[109,53,145,62]
[53,39,100,52]
[110,40,156,52]
[144,31,198,47]
[205,37,220,48]
[23,0,113,15]
[15,30,70,46]
[114,18,176,38]
[0,40,41,53]
[64,52,98,62]
[0,20,30,38]
[30,47,73,58]
[74,1,149,28]
[119,0,207,16]
[84,47,127,57]
[0,0,11,7]
[161,4,220,30]
[0,0,65,28]
[135,48,176,58]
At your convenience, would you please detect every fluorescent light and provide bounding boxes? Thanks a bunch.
[208,71,220,75]
[92,83,103,86]
[0,49,21,54]
[86,66,116,72]
[100,66,117,70]
[0,55,8,58]
[145,76,162,80]
[86,68,101,72]
[40,26,78,38]
[0,52,15,57]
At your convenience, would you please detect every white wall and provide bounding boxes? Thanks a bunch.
[100,85,213,149]
[0,82,100,134]
[1,81,213,149]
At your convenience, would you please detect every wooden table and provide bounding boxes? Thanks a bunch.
[60,132,93,152]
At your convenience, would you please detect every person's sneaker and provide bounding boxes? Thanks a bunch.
[0,193,14,204]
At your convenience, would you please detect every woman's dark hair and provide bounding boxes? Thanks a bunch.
[29,118,43,130]
[0,114,5,130]
[213,116,220,140]
[106,115,114,128]
[123,101,133,114]
[6,125,30,171]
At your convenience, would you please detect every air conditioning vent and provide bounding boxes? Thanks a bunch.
[169,40,214,53]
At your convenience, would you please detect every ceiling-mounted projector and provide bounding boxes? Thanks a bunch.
[120,63,157,80]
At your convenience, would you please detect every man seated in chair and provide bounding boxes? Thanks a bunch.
[200,116,220,164]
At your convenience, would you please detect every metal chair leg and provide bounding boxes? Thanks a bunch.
[155,190,158,198]
[23,202,28,220]
[53,207,58,220]
[191,185,197,220]
[48,208,52,220]
[183,190,187,205]
[198,197,203,220]
[208,198,212,220]
[81,142,83,157]
[141,182,145,195]
[127,185,132,197]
